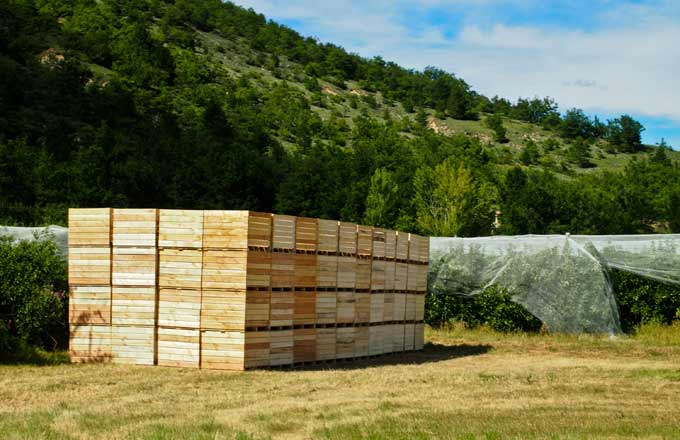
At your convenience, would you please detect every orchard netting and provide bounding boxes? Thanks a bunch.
[429,234,680,334]
[0,225,68,256]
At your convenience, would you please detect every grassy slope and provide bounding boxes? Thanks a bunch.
[194,31,680,176]
[2,323,679,439]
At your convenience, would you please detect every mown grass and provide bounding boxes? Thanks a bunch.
[1,323,679,439]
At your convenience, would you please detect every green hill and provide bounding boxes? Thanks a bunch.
[1,0,679,234]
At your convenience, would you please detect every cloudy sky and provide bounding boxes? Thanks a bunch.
[233,0,680,148]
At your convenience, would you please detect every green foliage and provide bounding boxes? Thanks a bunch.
[567,138,594,168]
[0,234,67,351]
[607,115,645,152]
[520,140,540,165]
[485,113,508,143]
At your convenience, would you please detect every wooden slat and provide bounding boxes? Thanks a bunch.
[202,210,247,249]
[405,294,417,321]
[245,290,270,328]
[295,217,317,252]
[247,211,272,249]
[271,252,294,289]
[393,293,406,322]
[408,233,420,262]
[336,291,355,324]
[111,287,156,326]
[395,262,408,291]
[200,290,245,331]
[415,294,425,322]
[354,326,369,357]
[68,208,111,247]
[383,292,395,322]
[157,327,200,368]
[158,209,204,248]
[335,327,354,359]
[270,329,293,366]
[393,324,405,352]
[357,225,373,257]
[69,286,111,325]
[112,247,156,287]
[270,291,293,327]
[396,231,409,260]
[383,325,394,354]
[69,324,111,362]
[317,219,338,253]
[272,214,295,250]
[315,291,336,325]
[316,254,337,288]
[338,222,357,254]
[371,259,385,291]
[112,208,156,247]
[337,256,356,289]
[294,253,316,288]
[315,327,335,361]
[370,293,384,323]
[158,288,201,329]
[369,326,383,356]
[111,325,155,365]
[201,330,244,370]
[68,247,110,286]
[384,261,396,291]
[202,250,246,290]
[404,323,415,350]
[408,263,418,292]
[355,292,370,323]
[417,264,428,292]
[356,258,371,290]
[294,291,315,326]
[247,250,271,288]
[159,249,202,289]
[293,328,315,363]
[385,230,397,260]
[245,330,270,368]
[415,323,425,350]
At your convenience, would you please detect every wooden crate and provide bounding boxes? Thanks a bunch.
[372,228,386,258]
[272,214,295,250]
[395,262,408,291]
[317,254,337,288]
[295,217,317,252]
[385,230,397,260]
[336,327,355,359]
[415,323,424,350]
[315,327,336,361]
[293,328,315,363]
[356,258,371,290]
[317,219,338,253]
[404,323,415,350]
[383,325,394,354]
[405,294,417,321]
[112,287,156,326]
[294,291,315,326]
[68,208,111,247]
[202,250,246,290]
[369,326,384,356]
[246,290,270,328]
[357,225,373,257]
[271,252,294,289]
[69,324,111,362]
[384,261,395,291]
[270,329,293,366]
[355,326,369,357]
[247,250,271,289]
[415,294,425,321]
[337,256,356,289]
[158,209,203,248]
[383,292,394,322]
[247,212,272,249]
[392,324,405,352]
[409,234,429,263]
[203,211,272,249]
[112,247,156,287]
[294,253,316,288]
[245,330,270,368]
[201,290,245,331]
[396,231,409,260]
[112,208,156,247]
[417,265,428,293]
[355,292,370,323]
[69,286,110,325]
[201,330,244,370]
[315,291,336,324]
[407,263,418,292]
[157,327,200,368]
[111,325,154,365]
[338,222,357,255]
[68,247,110,286]
[158,288,201,329]
[393,293,406,321]
[370,293,384,323]
[336,291,355,324]
[270,291,294,327]
[371,259,385,291]
[159,249,202,289]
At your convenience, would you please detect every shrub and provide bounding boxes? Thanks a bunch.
[0,233,67,352]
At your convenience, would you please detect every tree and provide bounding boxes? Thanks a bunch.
[485,113,509,143]
[669,189,680,233]
[560,108,593,140]
[520,140,540,165]
[363,168,399,228]
[607,115,645,152]
[651,139,671,165]
[567,138,593,168]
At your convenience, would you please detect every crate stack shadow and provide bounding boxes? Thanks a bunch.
[68,208,428,370]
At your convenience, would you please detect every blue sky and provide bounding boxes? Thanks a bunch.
[233,0,680,148]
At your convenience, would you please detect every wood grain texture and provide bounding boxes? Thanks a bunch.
[112,209,156,247]
[158,209,204,248]
[69,286,111,325]
[68,208,111,247]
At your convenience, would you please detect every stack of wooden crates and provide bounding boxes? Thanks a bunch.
[68,208,428,370]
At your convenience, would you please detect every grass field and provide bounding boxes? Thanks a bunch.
[2,323,679,439]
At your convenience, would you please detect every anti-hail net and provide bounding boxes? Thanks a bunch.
[429,234,680,334]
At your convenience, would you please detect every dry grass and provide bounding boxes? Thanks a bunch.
[2,323,680,439]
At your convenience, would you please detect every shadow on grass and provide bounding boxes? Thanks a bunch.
[291,342,493,371]
[0,347,69,366]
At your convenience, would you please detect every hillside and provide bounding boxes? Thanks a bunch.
[1,0,679,234]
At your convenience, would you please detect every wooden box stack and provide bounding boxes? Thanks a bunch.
[69,209,428,369]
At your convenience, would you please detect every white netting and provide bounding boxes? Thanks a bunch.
[0,225,68,256]
[429,234,680,334]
